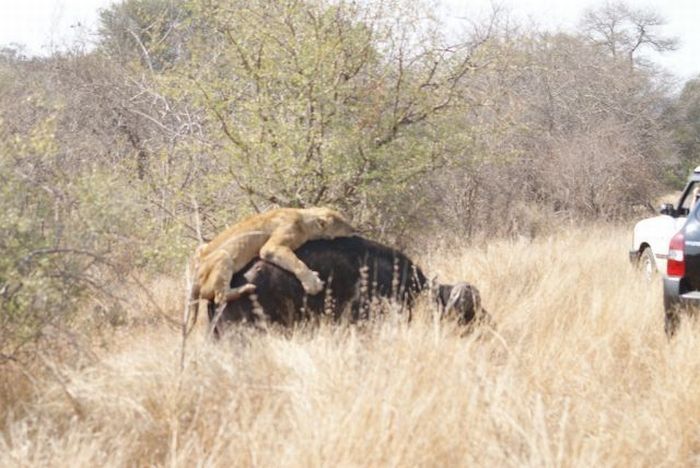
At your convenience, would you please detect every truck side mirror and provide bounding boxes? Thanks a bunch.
[660,203,675,216]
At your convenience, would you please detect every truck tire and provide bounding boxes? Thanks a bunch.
[639,247,657,281]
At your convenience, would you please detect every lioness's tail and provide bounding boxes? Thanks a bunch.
[186,284,202,337]
[185,246,205,337]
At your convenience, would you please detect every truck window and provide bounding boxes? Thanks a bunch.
[680,181,700,216]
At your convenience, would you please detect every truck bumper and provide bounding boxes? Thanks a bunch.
[663,276,700,312]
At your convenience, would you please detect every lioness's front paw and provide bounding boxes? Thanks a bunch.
[302,271,324,295]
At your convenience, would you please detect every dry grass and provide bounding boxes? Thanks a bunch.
[2,225,700,467]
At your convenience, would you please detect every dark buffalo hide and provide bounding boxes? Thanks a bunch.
[207,236,486,336]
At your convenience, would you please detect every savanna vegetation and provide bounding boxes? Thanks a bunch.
[1,1,699,465]
[2,226,699,466]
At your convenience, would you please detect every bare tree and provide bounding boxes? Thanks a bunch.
[580,1,678,67]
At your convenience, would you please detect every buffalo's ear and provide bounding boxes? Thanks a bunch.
[429,275,438,289]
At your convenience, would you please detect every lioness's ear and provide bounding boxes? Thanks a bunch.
[314,215,329,230]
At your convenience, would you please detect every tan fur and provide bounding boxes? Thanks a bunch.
[192,207,355,306]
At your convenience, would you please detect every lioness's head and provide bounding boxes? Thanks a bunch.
[304,207,356,238]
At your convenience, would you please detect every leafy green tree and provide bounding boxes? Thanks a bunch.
[169,0,488,232]
[98,0,191,70]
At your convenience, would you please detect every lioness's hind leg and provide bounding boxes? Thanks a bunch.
[207,284,258,337]
[198,250,235,303]
[222,283,257,303]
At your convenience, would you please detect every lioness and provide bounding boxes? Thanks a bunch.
[191,207,355,308]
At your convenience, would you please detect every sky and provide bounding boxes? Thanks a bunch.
[0,0,699,81]
[0,0,113,53]
[442,0,700,82]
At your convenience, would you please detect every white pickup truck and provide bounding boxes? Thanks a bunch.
[630,167,700,277]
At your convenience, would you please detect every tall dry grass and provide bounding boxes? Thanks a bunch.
[2,225,700,467]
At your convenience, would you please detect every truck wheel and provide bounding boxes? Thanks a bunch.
[639,247,657,281]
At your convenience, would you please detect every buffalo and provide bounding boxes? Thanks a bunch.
[206,236,488,336]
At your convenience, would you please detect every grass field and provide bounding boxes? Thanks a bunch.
[2,225,700,466]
